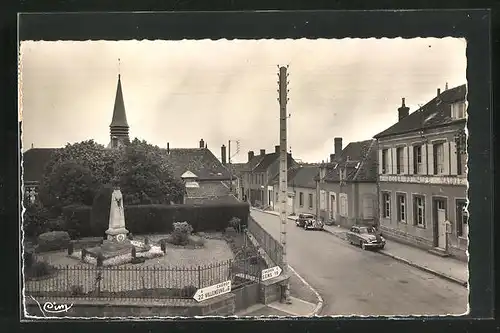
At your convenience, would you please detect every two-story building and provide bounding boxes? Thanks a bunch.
[239,146,297,207]
[316,138,379,228]
[373,84,468,261]
[270,165,319,215]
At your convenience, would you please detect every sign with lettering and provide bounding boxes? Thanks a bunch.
[193,280,231,302]
[380,174,467,186]
[261,266,282,281]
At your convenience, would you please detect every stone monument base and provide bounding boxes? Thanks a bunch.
[86,240,134,260]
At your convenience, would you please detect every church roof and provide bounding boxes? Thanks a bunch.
[110,75,129,128]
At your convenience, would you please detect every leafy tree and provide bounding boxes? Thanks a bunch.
[115,139,185,205]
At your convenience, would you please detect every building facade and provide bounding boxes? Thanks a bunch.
[239,146,297,207]
[374,85,468,261]
[317,138,379,228]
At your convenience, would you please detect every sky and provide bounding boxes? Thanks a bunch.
[19,38,466,163]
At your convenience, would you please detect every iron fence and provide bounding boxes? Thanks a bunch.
[24,255,262,301]
[247,216,283,266]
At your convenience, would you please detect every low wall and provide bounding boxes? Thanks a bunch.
[24,293,236,318]
[259,275,289,304]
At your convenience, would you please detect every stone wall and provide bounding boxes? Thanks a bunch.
[259,275,288,304]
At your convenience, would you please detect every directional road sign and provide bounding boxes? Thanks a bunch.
[193,280,231,302]
[261,266,282,281]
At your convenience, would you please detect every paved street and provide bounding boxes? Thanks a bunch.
[251,210,468,316]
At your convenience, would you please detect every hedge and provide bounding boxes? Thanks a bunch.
[61,202,250,237]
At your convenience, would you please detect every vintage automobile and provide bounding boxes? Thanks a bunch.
[296,213,315,227]
[346,225,385,250]
[296,213,324,230]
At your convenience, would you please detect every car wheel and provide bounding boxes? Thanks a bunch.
[361,242,366,250]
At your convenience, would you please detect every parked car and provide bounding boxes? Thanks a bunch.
[346,225,385,250]
[304,216,324,230]
[296,213,315,228]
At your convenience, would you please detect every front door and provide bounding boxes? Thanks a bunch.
[330,194,336,220]
[436,200,447,249]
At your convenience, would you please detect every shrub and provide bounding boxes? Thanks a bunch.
[27,260,54,279]
[229,217,242,232]
[70,285,84,296]
[189,235,206,248]
[67,243,74,255]
[37,231,71,252]
[131,257,146,265]
[57,202,250,237]
[171,221,193,246]
[180,285,198,298]
[24,250,34,268]
[90,184,114,236]
[61,205,92,238]
[22,201,50,238]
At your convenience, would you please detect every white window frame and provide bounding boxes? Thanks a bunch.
[414,195,425,227]
[451,102,466,119]
[382,149,389,174]
[433,142,445,175]
[414,145,423,174]
[382,192,391,219]
[396,193,406,223]
[396,147,404,174]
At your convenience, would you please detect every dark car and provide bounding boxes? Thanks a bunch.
[296,213,315,228]
[346,226,386,250]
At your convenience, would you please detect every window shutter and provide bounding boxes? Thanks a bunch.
[378,149,383,174]
[443,142,450,175]
[421,144,427,175]
[391,147,397,174]
[450,141,458,175]
[409,145,414,174]
[427,144,434,175]
[403,146,408,174]
[345,195,349,217]
[363,196,374,219]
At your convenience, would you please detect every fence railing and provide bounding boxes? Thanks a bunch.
[247,216,283,266]
[24,255,263,301]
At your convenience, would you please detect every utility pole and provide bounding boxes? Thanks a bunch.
[278,65,291,304]
[228,140,232,193]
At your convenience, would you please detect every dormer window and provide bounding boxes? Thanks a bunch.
[451,101,466,119]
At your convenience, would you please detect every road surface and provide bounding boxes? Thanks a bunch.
[250,210,468,316]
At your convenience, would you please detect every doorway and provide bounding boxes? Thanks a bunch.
[433,198,447,249]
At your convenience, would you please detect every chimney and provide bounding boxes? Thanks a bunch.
[167,142,170,154]
[445,82,449,90]
[437,88,441,96]
[275,145,280,153]
[260,149,266,156]
[31,143,34,149]
[199,139,205,148]
[334,137,343,161]
[248,150,254,162]
[221,145,227,165]
[398,98,410,121]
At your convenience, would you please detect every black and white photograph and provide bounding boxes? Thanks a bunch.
[19,36,470,318]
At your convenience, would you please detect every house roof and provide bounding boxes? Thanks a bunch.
[162,148,231,181]
[253,152,293,172]
[374,84,467,139]
[271,165,319,189]
[323,139,378,183]
[22,148,58,183]
[185,181,237,205]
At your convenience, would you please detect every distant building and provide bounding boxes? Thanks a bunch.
[374,84,468,261]
[239,146,297,207]
[162,139,237,205]
[317,138,379,228]
[270,165,319,215]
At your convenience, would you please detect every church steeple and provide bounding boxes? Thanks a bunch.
[109,61,130,148]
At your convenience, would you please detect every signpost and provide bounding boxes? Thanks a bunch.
[193,280,231,303]
[261,266,283,282]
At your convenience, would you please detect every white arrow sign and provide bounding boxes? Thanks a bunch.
[261,266,282,281]
[193,280,231,302]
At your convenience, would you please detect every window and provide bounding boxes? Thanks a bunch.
[396,147,404,174]
[413,145,423,174]
[413,195,425,227]
[433,143,445,175]
[457,150,467,176]
[382,192,391,218]
[339,193,348,217]
[362,196,374,219]
[382,149,389,174]
[456,200,468,237]
[299,192,304,206]
[275,192,279,202]
[451,102,466,119]
[308,193,313,209]
[396,193,406,223]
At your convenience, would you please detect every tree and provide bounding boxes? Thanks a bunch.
[114,139,185,205]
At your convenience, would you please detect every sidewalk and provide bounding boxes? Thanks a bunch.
[252,207,469,287]
[322,224,469,287]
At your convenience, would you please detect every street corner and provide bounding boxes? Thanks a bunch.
[287,266,324,315]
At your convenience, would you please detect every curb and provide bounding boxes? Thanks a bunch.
[288,265,324,316]
[378,251,468,287]
[322,225,468,288]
